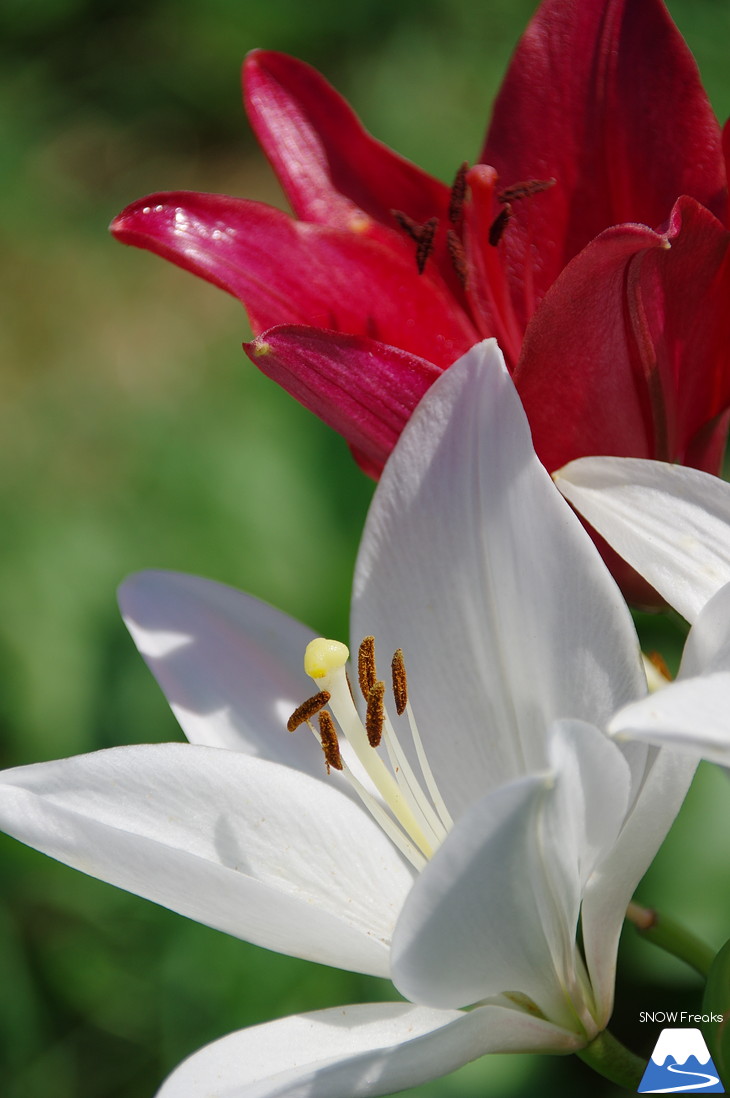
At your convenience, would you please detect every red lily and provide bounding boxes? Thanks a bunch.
[111,0,730,483]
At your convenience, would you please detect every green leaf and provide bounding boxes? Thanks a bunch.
[702,936,730,1087]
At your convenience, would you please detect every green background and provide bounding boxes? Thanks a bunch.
[1,0,730,1094]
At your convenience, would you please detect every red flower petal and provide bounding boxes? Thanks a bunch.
[110,192,477,367]
[244,50,451,233]
[515,223,669,471]
[515,198,730,473]
[482,0,727,308]
[649,199,730,460]
[243,51,472,301]
[245,326,441,476]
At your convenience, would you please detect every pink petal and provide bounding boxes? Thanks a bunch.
[245,326,441,476]
[482,0,727,307]
[111,192,477,366]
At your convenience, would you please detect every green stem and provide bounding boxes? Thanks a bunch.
[627,902,715,978]
[577,1028,645,1090]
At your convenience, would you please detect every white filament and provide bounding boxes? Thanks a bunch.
[303,638,453,869]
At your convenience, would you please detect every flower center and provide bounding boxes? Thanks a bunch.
[287,636,453,869]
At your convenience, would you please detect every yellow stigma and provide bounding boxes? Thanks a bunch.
[304,638,350,680]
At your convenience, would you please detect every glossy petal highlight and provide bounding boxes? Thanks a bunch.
[111,193,476,366]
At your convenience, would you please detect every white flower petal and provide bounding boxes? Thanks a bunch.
[609,674,730,765]
[554,457,730,623]
[391,776,563,1017]
[391,721,631,1029]
[678,581,730,678]
[606,582,730,765]
[0,743,415,976]
[119,571,320,772]
[580,748,695,1023]
[544,720,630,902]
[156,1001,581,1098]
[353,341,644,817]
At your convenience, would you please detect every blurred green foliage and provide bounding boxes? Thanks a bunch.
[2,0,730,1095]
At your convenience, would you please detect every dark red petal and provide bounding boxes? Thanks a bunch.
[461,164,525,367]
[723,118,730,208]
[482,0,727,304]
[516,199,730,473]
[685,409,730,479]
[514,223,670,472]
[245,326,442,476]
[244,50,451,232]
[647,197,730,458]
[110,192,477,367]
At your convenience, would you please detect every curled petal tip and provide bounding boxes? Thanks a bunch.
[109,208,134,239]
[108,197,170,242]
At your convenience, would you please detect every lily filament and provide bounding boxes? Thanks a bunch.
[288,636,453,869]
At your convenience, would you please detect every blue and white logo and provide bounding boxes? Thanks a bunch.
[639,1028,724,1092]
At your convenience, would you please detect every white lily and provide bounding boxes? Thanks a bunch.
[555,456,730,765]
[0,341,710,1097]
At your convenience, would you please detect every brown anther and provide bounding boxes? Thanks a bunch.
[392,211,439,275]
[392,209,421,242]
[446,230,468,289]
[647,650,673,681]
[415,217,438,274]
[318,710,343,773]
[489,204,512,246]
[286,690,331,732]
[358,636,377,699]
[391,649,408,716]
[497,177,555,204]
[448,162,469,224]
[366,681,386,747]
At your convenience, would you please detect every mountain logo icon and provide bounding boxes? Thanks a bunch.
[638,1028,724,1092]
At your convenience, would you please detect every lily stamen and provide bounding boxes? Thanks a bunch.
[289,636,457,867]
[317,710,343,773]
[365,681,385,747]
[446,230,469,288]
[358,635,377,697]
[497,177,556,204]
[286,690,331,732]
[448,162,469,224]
[391,648,408,715]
